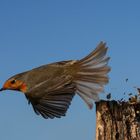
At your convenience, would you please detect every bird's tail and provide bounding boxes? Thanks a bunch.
[73,42,110,109]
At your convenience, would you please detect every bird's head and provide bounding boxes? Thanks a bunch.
[0,75,27,93]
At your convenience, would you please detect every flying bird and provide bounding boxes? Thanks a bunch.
[0,42,110,119]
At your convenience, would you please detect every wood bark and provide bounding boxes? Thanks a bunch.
[95,100,140,140]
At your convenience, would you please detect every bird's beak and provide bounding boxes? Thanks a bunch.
[0,88,4,92]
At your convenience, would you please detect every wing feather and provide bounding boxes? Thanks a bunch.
[25,75,76,119]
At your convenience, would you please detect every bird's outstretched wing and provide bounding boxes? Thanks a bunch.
[25,75,76,119]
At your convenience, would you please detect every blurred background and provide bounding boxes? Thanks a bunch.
[0,0,140,140]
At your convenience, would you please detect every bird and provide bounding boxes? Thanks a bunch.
[0,42,110,119]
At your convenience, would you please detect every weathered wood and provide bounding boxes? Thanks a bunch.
[95,100,140,140]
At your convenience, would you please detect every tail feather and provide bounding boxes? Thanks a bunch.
[78,42,108,65]
[73,42,110,109]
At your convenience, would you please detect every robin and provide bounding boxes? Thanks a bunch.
[0,42,110,119]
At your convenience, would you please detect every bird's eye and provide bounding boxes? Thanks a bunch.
[10,80,16,84]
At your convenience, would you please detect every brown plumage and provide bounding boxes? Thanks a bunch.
[0,42,110,119]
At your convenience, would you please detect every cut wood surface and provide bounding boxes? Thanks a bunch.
[95,100,140,140]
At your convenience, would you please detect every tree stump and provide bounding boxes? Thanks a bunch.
[95,100,140,140]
